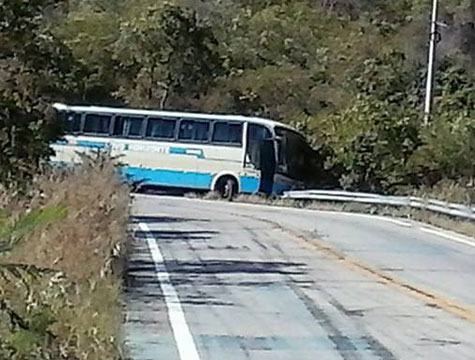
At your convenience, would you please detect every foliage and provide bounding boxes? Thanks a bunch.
[0,0,78,186]
[4,0,475,194]
[0,159,128,360]
[0,206,67,252]
[317,51,424,192]
[0,99,62,186]
[0,206,67,359]
[113,2,221,108]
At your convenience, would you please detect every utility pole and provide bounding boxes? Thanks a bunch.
[424,0,439,125]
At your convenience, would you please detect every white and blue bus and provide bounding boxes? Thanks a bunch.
[51,103,313,198]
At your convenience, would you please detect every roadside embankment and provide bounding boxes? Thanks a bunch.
[0,158,129,359]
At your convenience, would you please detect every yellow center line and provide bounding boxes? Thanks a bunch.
[236,213,475,324]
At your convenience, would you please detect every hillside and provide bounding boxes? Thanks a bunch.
[1,0,475,196]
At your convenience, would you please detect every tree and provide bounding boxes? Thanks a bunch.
[52,3,123,103]
[409,58,475,185]
[8,0,475,194]
[0,0,73,185]
[0,97,61,185]
[321,52,423,192]
[113,3,222,109]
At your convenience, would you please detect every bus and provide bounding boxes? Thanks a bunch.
[51,103,313,198]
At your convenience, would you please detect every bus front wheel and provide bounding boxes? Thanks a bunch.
[216,177,237,201]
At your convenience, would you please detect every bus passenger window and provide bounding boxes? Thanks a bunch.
[84,114,111,135]
[114,116,144,137]
[146,118,176,139]
[127,117,144,137]
[178,120,194,140]
[64,112,81,133]
[212,122,243,145]
[194,121,209,141]
[112,116,125,136]
[248,124,271,142]
[178,120,210,142]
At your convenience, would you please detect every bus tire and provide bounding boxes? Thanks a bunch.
[216,176,237,201]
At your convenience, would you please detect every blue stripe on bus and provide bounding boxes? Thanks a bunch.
[240,176,260,194]
[76,140,106,149]
[169,147,187,155]
[123,166,213,189]
[169,147,205,159]
[122,166,260,193]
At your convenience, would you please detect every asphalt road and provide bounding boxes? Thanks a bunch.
[125,195,475,360]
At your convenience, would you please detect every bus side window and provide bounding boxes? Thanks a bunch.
[84,114,111,135]
[194,121,210,142]
[126,117,144,137]
[212,122,243,145]
[178,120,210,142]
[113,116,144,137]
[146,118,176,139]
[248,124,272,142]
[112,116,125,136]
[64,112,81,133]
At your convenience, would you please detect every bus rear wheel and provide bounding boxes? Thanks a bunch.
[216,177,237,201]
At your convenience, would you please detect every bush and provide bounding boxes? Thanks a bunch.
[0,98,62,187]
[0,158,129,360]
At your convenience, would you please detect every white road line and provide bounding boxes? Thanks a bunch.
[179,195,415,228]
[135,195,412,227]
[138,222,200,360]
[315,211,413,228]
[420,226,475,249]
[137,195,475,248]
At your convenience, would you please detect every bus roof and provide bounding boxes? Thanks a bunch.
[53,103,296,132]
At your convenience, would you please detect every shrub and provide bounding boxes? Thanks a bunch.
[0,158,129,360]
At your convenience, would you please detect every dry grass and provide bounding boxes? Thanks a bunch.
[388,207,475,239]
[413,180,475,205]
[0,158,129,360]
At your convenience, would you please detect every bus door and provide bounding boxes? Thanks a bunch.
[259,139,276,194]
[245,124,275,194]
